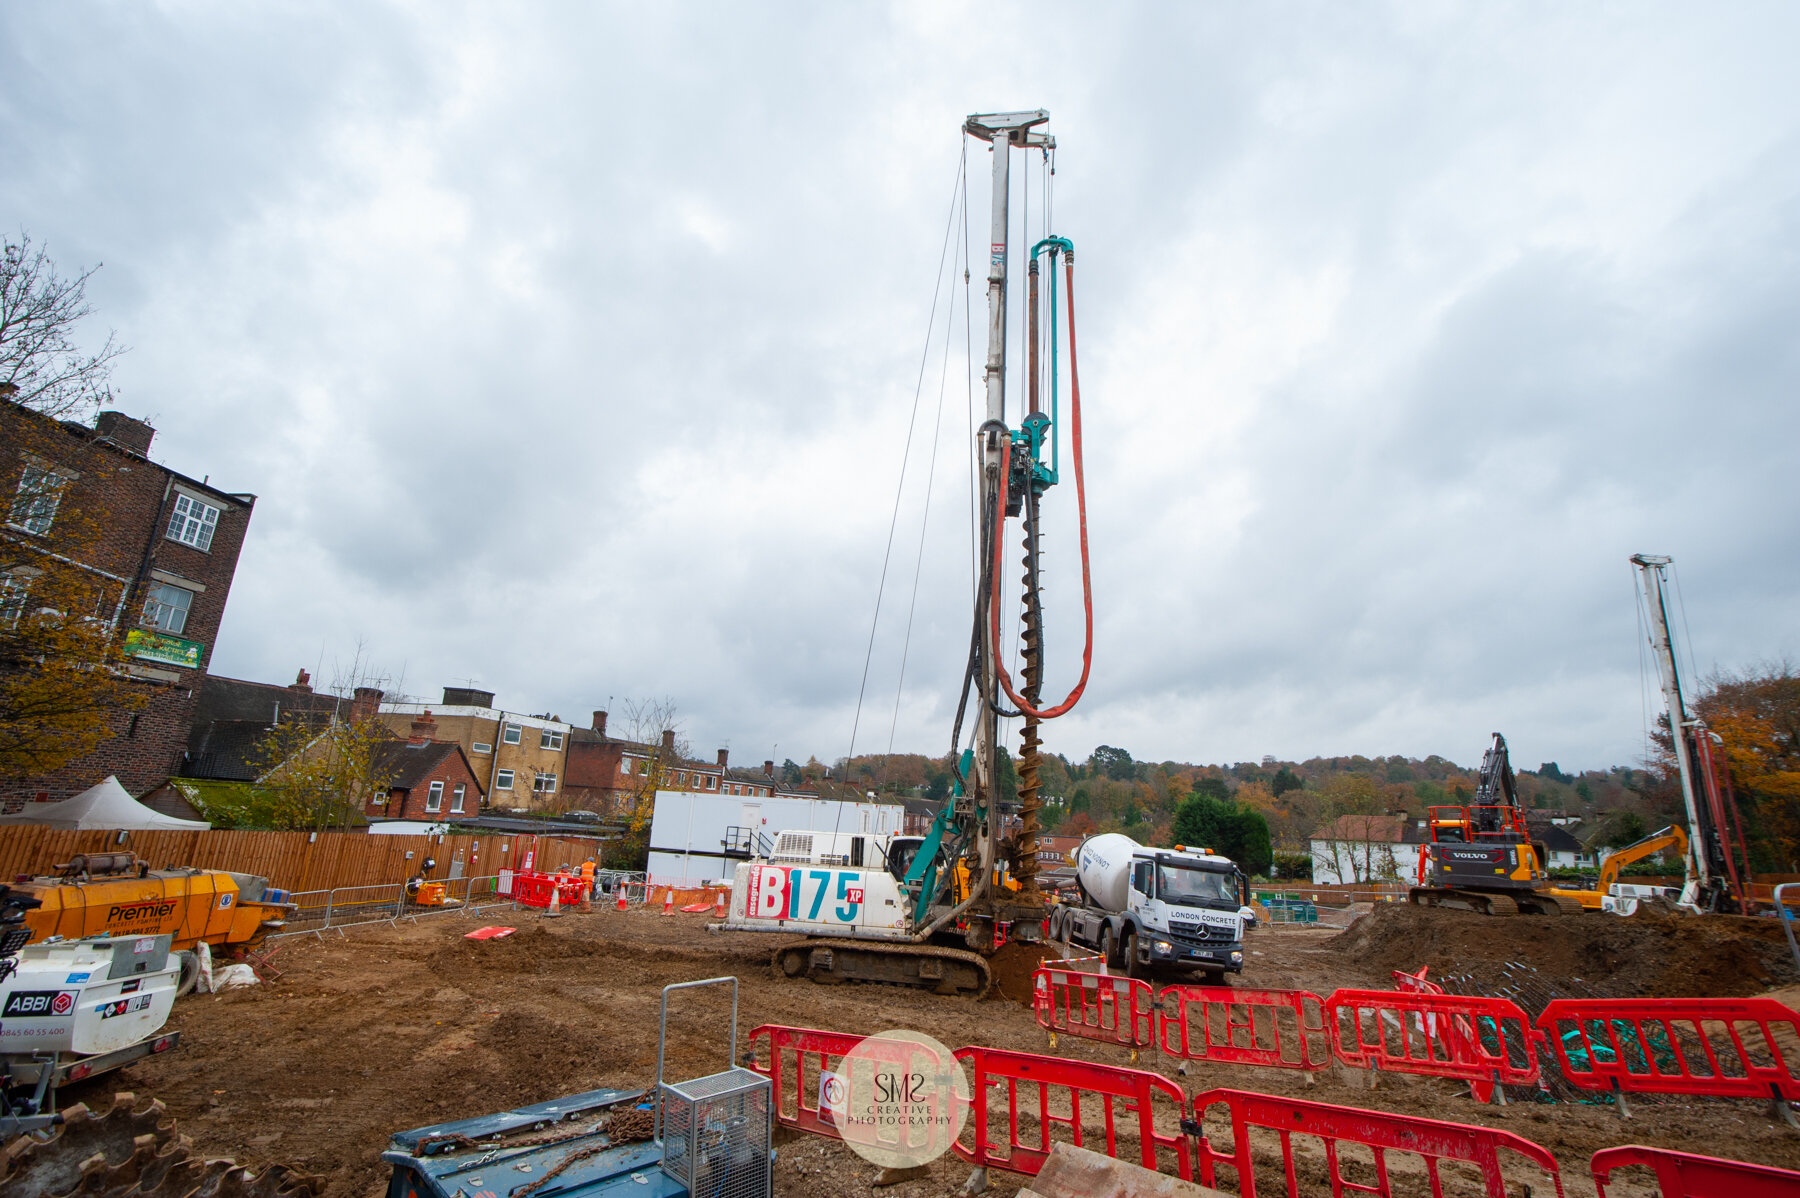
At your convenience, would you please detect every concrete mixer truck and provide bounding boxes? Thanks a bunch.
[1046,834,1252,979]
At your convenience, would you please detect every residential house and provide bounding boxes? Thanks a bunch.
[377,687,571,813]
[563,713,795,816]
[1,401,255,806]
[1309,814,1432,885]
[1529,820,1595,870]
[181,670,361,781]
[363,711,486,822]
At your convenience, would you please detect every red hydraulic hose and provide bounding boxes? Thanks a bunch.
[990,256,1093,720]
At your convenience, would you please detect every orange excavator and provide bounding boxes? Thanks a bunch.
[1548,824,1689,912]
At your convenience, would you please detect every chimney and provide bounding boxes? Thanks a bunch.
[409,709,438,745]
[93,411,155,455]
[291,668,313,694]
[592,711,608,736]
[662,729,676,753]
[764,760,775,777]
[717,748,729,768]
[349,686,382,723]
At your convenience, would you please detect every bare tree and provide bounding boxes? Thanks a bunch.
[2,232,127,419]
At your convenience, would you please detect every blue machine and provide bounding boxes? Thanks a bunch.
[382,1089,685,1198]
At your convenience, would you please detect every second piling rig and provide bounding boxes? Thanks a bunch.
[903,108,1095,953]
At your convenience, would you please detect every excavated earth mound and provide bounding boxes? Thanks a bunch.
[1328,902,1799,997]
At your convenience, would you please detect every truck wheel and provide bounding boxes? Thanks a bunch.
[1100,926,1121,969]
[1122,930,1144,979]
[175,950,200,997]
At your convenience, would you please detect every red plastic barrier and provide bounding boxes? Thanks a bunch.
[1591,1144,1800,1197]
[745,1025,866,1140]
[1537,997,1800,1102]
[1191,1088,1565,1198]
[508,870,587,909]
[1157,985,1330,1071]
[953,1046,1191,1179]
[1032,962,1156,1048]
[1325,988,1543,1088]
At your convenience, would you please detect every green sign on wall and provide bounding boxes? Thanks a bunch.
[125,630,204,670]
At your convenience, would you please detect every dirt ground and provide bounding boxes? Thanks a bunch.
[78,902,1800,1198]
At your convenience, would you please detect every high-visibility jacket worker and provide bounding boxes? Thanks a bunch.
[581,859,596,898]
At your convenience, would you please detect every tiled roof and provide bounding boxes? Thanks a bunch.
[370,741,484,797]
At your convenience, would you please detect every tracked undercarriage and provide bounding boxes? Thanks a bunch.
[1407,887,1583,917]
[0,1092,317,1198]
[770,939,991,999]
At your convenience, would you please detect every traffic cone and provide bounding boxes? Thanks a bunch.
[714,889,727,917]
[616,886,628,911]
[545,886,563,919]
[661,890,674,917]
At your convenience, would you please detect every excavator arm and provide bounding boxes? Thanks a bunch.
[1596,825,1689,896]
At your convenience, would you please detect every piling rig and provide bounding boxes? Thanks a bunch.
[723,109,1094,994]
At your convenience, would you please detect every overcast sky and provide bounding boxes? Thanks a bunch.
[4,4,1795,775]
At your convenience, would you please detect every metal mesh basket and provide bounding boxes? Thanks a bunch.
[659,1067,771,1198]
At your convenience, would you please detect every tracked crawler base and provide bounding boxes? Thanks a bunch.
[771,939,991,999]
[0,1092,318,1198]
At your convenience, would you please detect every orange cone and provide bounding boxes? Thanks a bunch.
[714,889,727,917]
[661,889,674,916]
[616,886,628,911]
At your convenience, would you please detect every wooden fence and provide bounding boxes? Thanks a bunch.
[0,826,611,894]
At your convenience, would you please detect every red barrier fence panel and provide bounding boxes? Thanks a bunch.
[1537,997,1800,1102]
[1157,985,1330,1071]
[1191,1088,1565,1198]
[746,1024,866,1140]
[1324,988,1543,1088]
[1032,962,1157,1049]
[952,1046,1191,1179]
[1591,1144,1800,1197]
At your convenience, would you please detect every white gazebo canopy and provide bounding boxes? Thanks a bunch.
[0,776,210,830]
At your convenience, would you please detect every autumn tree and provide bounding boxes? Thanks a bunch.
[0,234,143,787]
[1685,664,1800,870]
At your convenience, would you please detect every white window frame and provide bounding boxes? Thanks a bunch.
[502,724,522,745]
[472,742,493,755]
[426,781,444,812]
[621,758,633,776]
[451,782,466,813]
[495,768,514,790]
[540,729,564,751]
[140,581,194,635]
[533,771,558,796]
[707,776,717,790]
[0,575,30,631]
[8,464,71,537]
[165,490,220,552]
[371,790,387,807]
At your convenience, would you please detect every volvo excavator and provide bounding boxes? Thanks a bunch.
[1408,733,1581,916]
[719,109,1088,995]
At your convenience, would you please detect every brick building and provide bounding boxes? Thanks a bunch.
[363,710,486,822]
[377,688,572,813]
[563,713,795,817]
[1,399,255,805]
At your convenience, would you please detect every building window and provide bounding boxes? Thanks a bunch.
[707,776,717,790]
[540,729,564,750]
[139,581,194,634]
[8,465,68,537]
[502,724,522,745]
[472,742,492,754]
[451,783,465,813]
[371,791,387,807]
[0,576,29,631]
[621,758,633,775]
[426,781,444,812]
[534,772,558,795]
[165,492,219,551]
[495,769,514,790]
